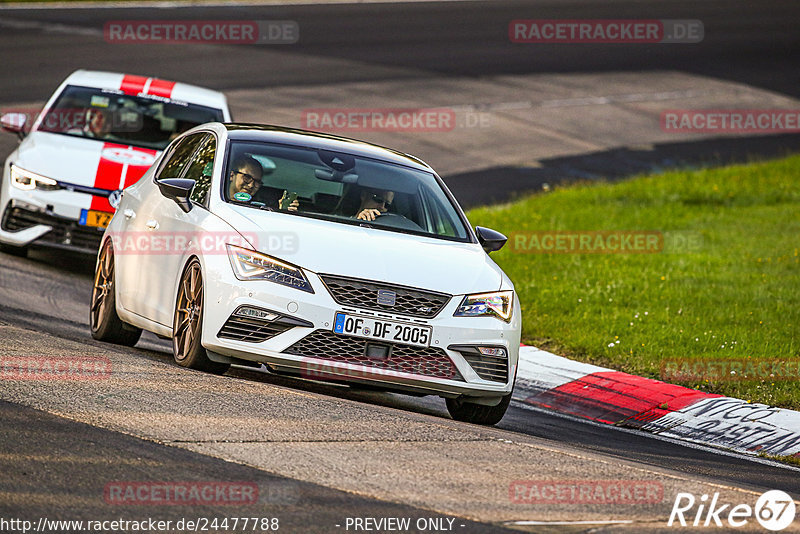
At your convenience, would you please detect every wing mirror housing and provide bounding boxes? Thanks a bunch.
[475,226,507,253]
[1,113,28,140]
[157,178,195,213]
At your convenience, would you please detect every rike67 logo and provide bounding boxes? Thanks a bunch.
[668,490,796,531]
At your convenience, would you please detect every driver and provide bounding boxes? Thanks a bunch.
[355,188,394,221]
[67,107,111,138]
[85,108,112,138]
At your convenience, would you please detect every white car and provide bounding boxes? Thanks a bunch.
[0,70,231,256]
[91,122,520,424]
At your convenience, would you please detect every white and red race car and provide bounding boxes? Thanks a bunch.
[0,69,231,255]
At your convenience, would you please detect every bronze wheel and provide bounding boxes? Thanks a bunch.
[90,240,141,346]
[172,259,229,374]
[173,261,202,362]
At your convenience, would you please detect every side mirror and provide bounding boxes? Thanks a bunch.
[157,178,195,213]
[476,226,507,253]
[1,113,28,139]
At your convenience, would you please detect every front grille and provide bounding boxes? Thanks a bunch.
[458,350,509,383]
[218,316,293,343]
[1,206,104,252]
[283,329,464,381]
[319,274,450,318]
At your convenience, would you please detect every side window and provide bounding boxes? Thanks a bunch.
[183,135,216,205]
[155,133,206,181]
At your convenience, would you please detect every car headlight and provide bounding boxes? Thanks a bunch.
[227,244,314,293]
[454,291,514,322]
[10,165,59,191]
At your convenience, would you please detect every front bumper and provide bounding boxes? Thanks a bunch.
[0,161,113,253]
[200,256,521,399]
[0,201,105,253]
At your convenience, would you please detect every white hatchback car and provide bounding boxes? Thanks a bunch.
[0,70,231,255]
[92,123,520,424]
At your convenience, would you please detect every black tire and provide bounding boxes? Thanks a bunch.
[172,259,229,375]
[90,240,142,346]
[446,393,512,425]
[0,243,28,257]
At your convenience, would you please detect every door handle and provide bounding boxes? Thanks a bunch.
[123,209,135,220]
[145,219,159,230]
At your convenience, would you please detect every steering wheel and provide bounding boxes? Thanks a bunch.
[374,212,424,231]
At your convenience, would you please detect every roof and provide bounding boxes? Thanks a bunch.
[223,123,433,172]
[62,70,228,112]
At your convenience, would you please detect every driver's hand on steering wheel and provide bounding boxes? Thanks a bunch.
[356,208,382,221]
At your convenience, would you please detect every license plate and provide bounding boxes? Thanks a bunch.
[79,209,112,229]
[333,312,432,348]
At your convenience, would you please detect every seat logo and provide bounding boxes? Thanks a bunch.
[376,289,396,307]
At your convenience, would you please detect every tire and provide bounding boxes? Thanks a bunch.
[90,240,142,346]
[172,258,229,375]
[446,393,512,425]
[0,243,28,258]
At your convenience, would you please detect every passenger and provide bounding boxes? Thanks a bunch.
[228,155,298,211]
[228,155,263,200]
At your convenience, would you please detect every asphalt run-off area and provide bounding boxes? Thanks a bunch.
[0,1,799,533]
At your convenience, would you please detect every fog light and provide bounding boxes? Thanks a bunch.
[234,306,279,321]
[478,347,507,358]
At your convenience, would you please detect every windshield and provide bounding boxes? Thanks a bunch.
[37,85,224,151]
[224,141,470,241]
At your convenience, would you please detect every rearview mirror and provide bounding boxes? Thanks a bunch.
[314,168,359,183]
[1,113,28,139]
[157,178,195,213]
[475,226,507,253]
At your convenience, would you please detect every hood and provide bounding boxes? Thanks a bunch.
[14,132,159,206]
[215,204,504,296]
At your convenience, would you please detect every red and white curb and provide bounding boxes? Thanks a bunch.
[514,345,800,458]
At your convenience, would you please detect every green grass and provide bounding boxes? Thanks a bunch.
[769,454,800,467]
[467,154,800,409]
[759,452,800,467]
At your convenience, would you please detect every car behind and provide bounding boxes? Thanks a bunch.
[0,69,231,256]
